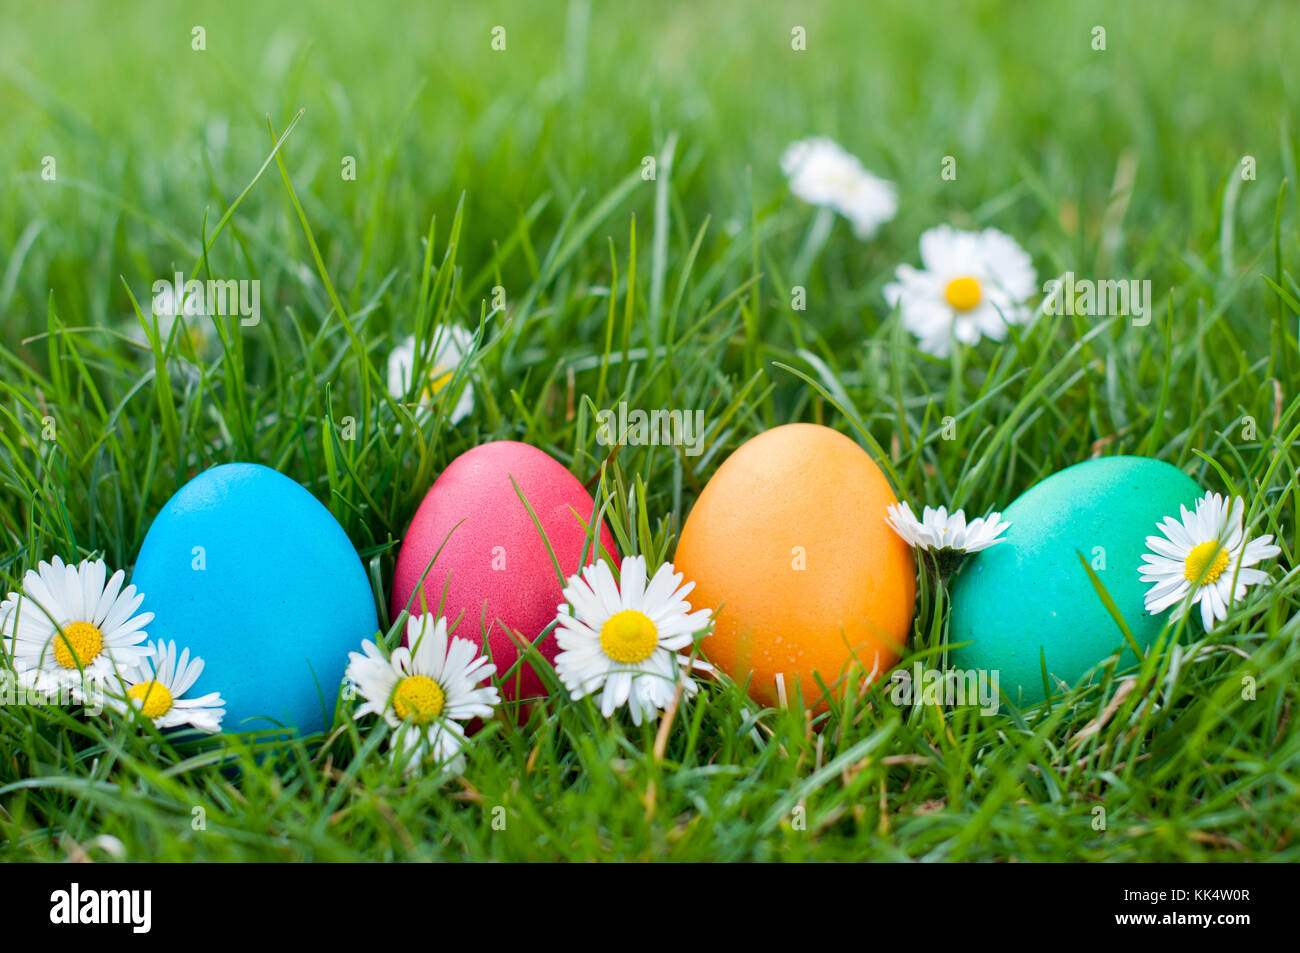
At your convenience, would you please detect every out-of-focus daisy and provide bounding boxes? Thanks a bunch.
[554,555,713,725]
[1,557,152,695]
[780,137,898,239]
[884,225,1037,357]
[1140,492,1281,631]
[346,614,499,774]
[129,283,212,352]
[387,327,475,425]
[886,502,1011,576]
[106,640,225,733]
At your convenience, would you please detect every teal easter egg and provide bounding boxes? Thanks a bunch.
[949,456,1202,707]
[131,463,378,734]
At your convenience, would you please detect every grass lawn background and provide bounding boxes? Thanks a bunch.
[1,0,1297,860]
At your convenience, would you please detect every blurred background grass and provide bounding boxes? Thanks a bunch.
[2,0,1295,341]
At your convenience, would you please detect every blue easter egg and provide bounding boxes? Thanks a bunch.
[131,463,378,735]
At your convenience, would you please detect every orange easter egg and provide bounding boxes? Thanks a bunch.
[675,424,915,708]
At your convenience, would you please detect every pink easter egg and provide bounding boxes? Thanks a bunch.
[391,441,618,701]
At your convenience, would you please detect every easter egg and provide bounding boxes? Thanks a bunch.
[674,423,915,708]
[131,463,378,735]
[391,441,618,701]
[949,455,1202,707]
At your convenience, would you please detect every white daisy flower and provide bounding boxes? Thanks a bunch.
[345,614,499,774]
[128,282,212,353]
[554,555,713,725]
[1,557,153,695]
[106,640,226,733]
[1139,492,1281,631]
[886,502,1011,556]
[780,137,898,239]
[386,327,475,426]
[884,225,1037,357]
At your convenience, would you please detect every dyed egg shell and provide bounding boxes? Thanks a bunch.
[131,463,378,735]
[949,455,1202,707]
[674,424,916,708]
[391,441,618,701]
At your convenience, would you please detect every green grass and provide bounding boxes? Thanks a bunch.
[1,0,1298,861]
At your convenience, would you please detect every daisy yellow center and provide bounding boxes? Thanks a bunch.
[393,675,445,723]
[53,622,103,670]
[420,363,454,402]
[127,680,174,718]
[944,276,982,312]
[599,610,659,664]
[181,325,206,351]
[1184,540,1230,585]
